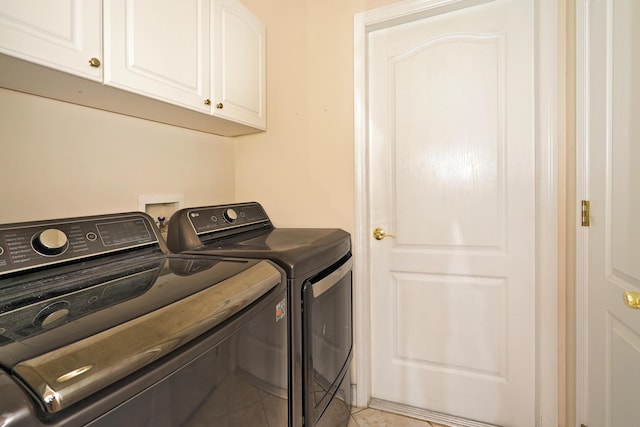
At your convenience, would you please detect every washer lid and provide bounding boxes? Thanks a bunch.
[0,254,260,358]
[10,259,282,414]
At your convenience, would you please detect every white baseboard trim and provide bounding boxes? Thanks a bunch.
[368,398,500,427]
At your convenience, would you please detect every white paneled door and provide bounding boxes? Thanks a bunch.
[367,0,535,425]
[578,0,640,426]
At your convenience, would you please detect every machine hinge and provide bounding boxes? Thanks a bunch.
[581,200,590,227]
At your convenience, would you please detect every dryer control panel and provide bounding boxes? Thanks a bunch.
[186,203,269,235]
[166,202,272,253]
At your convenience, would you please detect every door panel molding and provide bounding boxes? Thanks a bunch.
[390,32,507,251]
[391,272,507,378]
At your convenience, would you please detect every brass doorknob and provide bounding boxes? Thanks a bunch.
[623,291,640,309]
[373,227,395,240]
[88,57,101,67]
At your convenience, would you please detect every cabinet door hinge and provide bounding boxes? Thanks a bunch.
[581,200,590,227]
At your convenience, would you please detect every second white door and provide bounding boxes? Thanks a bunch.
[578,0,640,425]
[368,0,535,425]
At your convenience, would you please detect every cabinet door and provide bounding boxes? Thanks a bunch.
[104,0,211,113]
[0,0,102,81]
[212,0,266,129]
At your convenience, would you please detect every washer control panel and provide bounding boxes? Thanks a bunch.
[186,203,270,235]
[0,213,160,276]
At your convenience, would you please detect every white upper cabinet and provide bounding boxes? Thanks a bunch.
[0,0,265,135]
[0,0,102,81]
[104,0,211,113]
[212,0,266,129]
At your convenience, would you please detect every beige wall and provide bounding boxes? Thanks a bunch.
[0,88,235,224]
[234,0,397,233]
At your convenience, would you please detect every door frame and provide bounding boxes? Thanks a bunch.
[353,0,559,425]
[574,1,587,422]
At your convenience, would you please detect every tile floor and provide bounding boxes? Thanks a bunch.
[349,408,450,427]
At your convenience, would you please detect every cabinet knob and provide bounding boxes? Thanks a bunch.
[88,57,101,68]
[216,103,224,109]
[204,99,211,106]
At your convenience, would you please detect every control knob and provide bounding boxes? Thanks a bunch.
[223,208,238,223]
[33,301,71,328]
[32,228,69,256]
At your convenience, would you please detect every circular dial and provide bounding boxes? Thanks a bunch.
[223,208,238,223]
[32,228,69,256]
[33,301,71,328]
